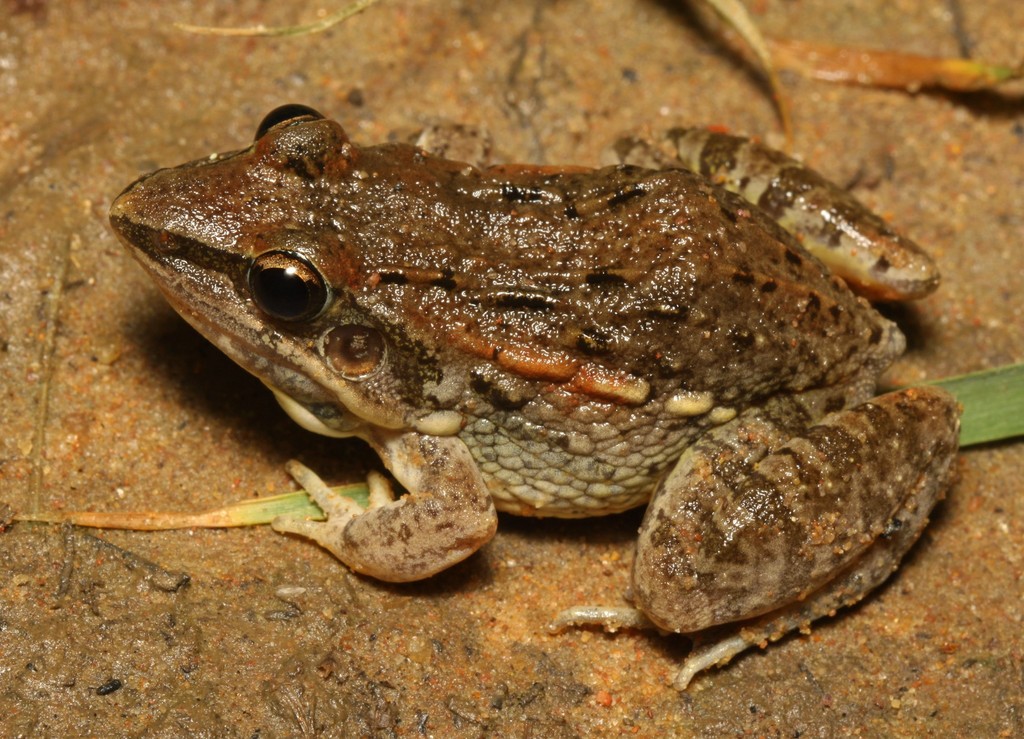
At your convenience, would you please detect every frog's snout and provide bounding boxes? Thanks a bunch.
[109,174,153,240]
[109,189,141,245]
[109,185,155,257]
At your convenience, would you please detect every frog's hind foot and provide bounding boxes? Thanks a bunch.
[545,606,773,691]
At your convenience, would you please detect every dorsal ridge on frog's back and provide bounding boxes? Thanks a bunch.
[362,261,655,407]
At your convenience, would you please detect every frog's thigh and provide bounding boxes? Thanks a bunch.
[632,386,960,634]
[274,431,497,582]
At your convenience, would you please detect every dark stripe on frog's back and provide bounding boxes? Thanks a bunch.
[353,156,887,400]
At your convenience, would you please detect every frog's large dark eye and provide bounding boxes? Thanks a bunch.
[248,250,329,321]
[322,324,386,379]
[255,104,325,140]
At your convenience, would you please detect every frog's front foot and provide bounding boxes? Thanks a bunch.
[271,432,498,582]
[271,460,380,549]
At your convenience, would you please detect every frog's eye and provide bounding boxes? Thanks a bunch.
[248,250,330,322]
[255,104,325,140]
[322,324,386,380]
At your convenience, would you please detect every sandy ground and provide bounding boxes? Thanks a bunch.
[1,1,1022,736]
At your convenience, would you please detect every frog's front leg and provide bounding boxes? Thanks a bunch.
[632,386,958,686]
[272,431,498,582]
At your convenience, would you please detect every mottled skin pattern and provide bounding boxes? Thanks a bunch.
[633,385,958,632]
[611,128,939,300]
[109,107,960,687]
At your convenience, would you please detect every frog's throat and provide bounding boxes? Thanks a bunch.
[269,388,358,438]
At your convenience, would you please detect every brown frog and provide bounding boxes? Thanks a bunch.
[109,105,959,688]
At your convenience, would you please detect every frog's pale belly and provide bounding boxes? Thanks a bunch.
[109,105,960,690]
[463,401,693,516]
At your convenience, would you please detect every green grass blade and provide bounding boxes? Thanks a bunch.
[928,363,1024,447]
[13,484,368,529]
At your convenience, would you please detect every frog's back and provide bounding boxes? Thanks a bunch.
[348,154,896,408]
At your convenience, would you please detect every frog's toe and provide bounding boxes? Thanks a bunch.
[271,513,360,564]
[283,459,365,518]
[547,605,655,634]
[272,515,335,541]
[673,632,751,690]
[283,458,326,492]
[365,469,397,509]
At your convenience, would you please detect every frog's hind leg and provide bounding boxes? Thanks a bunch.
[672,128,942,301]
[631,386,959,688]
[610,128,940,301]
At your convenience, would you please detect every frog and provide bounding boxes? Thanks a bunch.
[109,104,960,689]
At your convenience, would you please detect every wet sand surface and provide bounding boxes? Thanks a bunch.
[1,1,1022,735]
